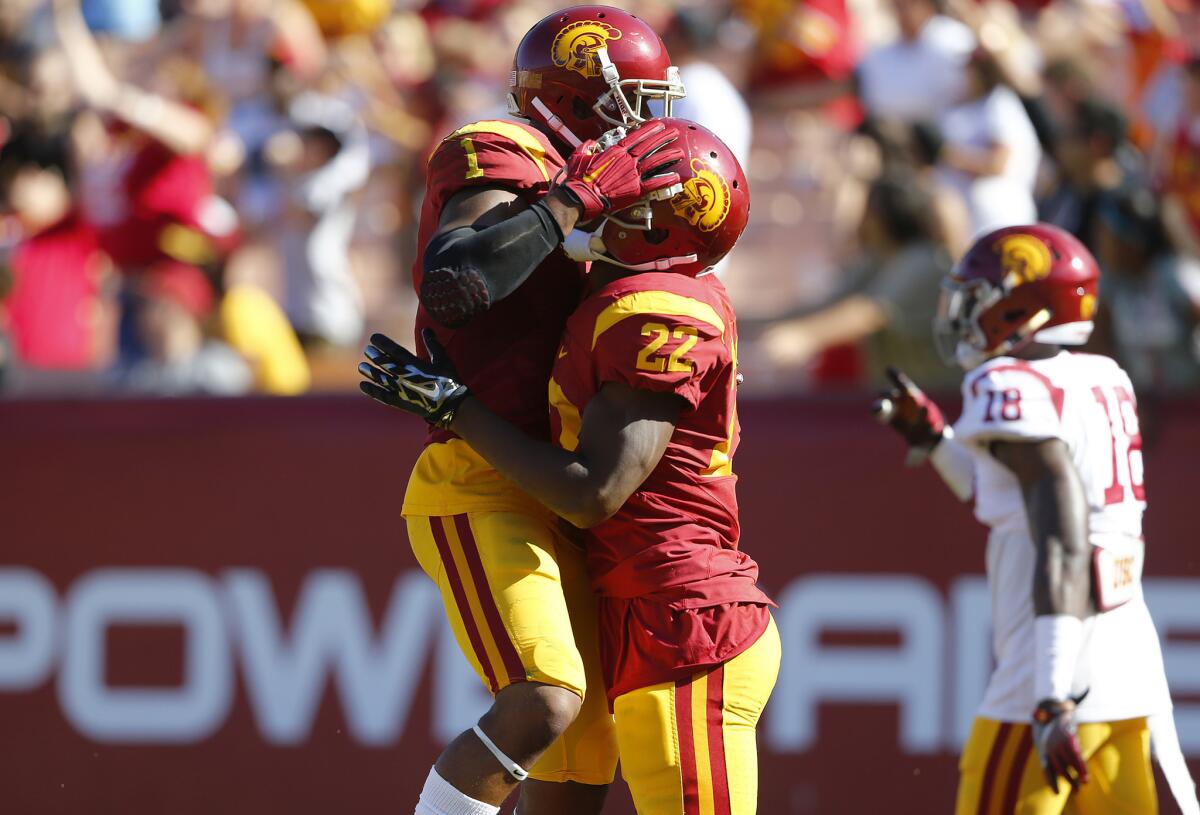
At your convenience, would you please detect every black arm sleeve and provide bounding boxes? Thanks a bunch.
[420,200,564,328]
[1020,94,1060,157]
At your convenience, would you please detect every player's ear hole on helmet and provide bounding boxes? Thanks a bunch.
[643,227,669,245]
[1004,308,1028,322]
[572,97,596,121]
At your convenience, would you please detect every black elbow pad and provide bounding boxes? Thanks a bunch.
[420,201,563,328]
[421,254,492,328]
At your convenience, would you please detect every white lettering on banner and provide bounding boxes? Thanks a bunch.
[431,615,491,744]
[226,570,441,745]
[0,569,56,689]
[1145,580,1200,752]
[57,569,233,743]
[0,568,1198,753]
[768,575,944,753]
[950,576,992,747]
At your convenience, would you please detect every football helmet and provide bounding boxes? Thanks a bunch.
[934,223,1099,370]
[508,6,685,150]
[564,118,750,277]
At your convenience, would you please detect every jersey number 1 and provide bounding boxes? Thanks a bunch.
[1092,385,1145,505]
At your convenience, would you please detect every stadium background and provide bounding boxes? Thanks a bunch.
[1,0,1199,811]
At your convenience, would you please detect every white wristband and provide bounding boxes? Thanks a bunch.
[1034,614,1085,702]
[929,428,974,502]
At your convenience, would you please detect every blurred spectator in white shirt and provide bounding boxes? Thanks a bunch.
[856,0,975,123]
[269,92,370,347]
[664,10,752,170]
[931,50,1041,236]
[663,10,752,280]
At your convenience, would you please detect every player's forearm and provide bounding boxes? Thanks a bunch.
[929,430,975,501]
[802,295,889,348]
[1026,466,1092,618]
[421,192,582,328]
[941,143,1010,178]
[449,398,611,528]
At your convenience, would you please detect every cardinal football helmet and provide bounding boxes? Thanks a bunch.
[935,223,1099,370]
[564,118,750,277]
[508,6,685,150]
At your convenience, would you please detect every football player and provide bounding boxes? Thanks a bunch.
[875,224,1199,814]
[387,6,686,815]
[362,119,780,815]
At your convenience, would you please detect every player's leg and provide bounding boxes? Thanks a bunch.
[614,616,781,814]
[719,616,782,812]
[1068,717,1157,815]
[954,718,1070,815]
[406,511,602,812]
[519,535,617,815]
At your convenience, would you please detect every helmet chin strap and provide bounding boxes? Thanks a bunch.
[562,227,698,272]
[530,96,582,148]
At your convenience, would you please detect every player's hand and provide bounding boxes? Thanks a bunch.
[872,367,946,452]
[558,121,684,220]
[358,329,469,429]
[1032,698,1089,793]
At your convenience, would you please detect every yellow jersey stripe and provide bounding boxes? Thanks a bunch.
[449,121,550,182]
[548,376,582,452]
[591,291,726,351]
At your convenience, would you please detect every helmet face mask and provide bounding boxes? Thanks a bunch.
[508,6,685,150]
[591,65,685,129]
[935,223,1099,371]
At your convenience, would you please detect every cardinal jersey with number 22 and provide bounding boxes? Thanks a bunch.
[954,351,1172,723]
[548,271,774,702]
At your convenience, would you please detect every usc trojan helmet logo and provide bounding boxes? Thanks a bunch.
[994,234,1053,286]
[551,20,621,79]
[670,159,731,233]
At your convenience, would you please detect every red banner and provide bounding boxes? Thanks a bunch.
[1,395,1197,813]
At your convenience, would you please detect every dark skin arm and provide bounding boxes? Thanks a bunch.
[435,185,582,242]
[418,185,583,326]
[449,382,682,528]
[992,438,1093,618]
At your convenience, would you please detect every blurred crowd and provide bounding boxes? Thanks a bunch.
[0,0,1198,401]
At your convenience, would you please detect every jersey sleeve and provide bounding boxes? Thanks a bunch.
[954,362,1066,445]
[425,124,551,210]
[591,308,728,410]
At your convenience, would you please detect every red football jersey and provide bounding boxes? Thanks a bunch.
[549,272,774,700]
[413,120,583,443]
[97,140,214,269]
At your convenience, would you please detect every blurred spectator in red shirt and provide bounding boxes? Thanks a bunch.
[0,126,112,372]
[54,0,238,273]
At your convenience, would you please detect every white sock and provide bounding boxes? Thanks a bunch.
[414,767,501,815]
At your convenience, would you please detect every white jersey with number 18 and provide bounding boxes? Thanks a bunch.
[953,351,1172,724]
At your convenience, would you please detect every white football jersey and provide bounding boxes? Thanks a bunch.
[953,351,1173,723]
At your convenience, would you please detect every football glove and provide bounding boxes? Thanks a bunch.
[557,120,684,220]
[872,367,947,455]
[358,329,469,429]
[1032,696,1090,793]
